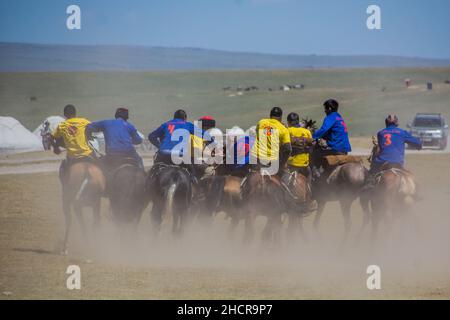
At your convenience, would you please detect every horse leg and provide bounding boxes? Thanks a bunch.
[355,195,371,245]
[92,198,101,230]
[243,210,256,244]
[74,202,88,247]
[338,198,352,252]
[228,213,240,241]
[287,212,298,242]
[61,194,72,255]
[272,213,282,247]
[313,200,326,238]
[150,202,163,235]
[298,216,308,243]
[261,216,272,244]
[172,211,180,236]
[370,204,383,251]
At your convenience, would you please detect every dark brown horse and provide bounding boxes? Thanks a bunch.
[108,162,150,231]
[147,164,193,237]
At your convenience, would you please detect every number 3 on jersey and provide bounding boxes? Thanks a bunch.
[384,133,392,146]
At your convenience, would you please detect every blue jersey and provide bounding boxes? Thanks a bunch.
[148,119,207,156]
[374,125,422,166]
[87,118,142,154]
[313,112,352,153]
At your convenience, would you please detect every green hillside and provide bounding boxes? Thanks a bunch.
[1,68,449,137]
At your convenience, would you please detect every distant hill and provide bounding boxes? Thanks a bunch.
[1,42,450,71]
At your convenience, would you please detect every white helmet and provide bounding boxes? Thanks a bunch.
[206,127,223,138]
[227,126,245,137]
[246,126,257,137]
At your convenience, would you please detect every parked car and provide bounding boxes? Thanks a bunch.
[407,113,448,150]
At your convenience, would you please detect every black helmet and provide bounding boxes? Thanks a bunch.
[174,109,187,120]
[323,99,339,114]
[115,107,129,120]
[287,112,300,125]
[270,106,283,118]
[385,114,399,127]
[63,104,76,118]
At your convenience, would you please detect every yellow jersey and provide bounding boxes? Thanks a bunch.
[287,126,312,167]
[251,118,291,162]
[190,134,204,159]
[52,117,93,159]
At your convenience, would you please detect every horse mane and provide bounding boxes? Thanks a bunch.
[301,118,317,133]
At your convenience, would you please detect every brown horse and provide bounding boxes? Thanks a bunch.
[312,152,369,248]
[282,170,313,242]
[42,130,105,254]
[197,171,244,237]
[241,170,287,245]
[359,167,418,245]
[59,161,106,254]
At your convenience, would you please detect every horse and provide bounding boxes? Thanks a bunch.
[240,169,287,245]
[310,143,369,248]
[359,165,419,245]
[196,166,245,237]
[42,132,106,255]
[147,163,193,237]
[106,158,150,232]
[281,169,314,242]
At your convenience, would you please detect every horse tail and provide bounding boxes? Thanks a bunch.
[165,183,177,226]
[396,169,417,205]
[75,177,89,201]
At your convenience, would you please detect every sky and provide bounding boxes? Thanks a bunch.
[0,0,449,58]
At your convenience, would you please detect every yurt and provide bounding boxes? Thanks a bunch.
[0,117,43,153]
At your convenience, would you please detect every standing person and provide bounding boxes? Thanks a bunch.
[86,107,144,170]
[251,106,291,175]
[312,99,352,177]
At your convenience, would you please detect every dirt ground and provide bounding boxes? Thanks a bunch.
[1,153,450,300]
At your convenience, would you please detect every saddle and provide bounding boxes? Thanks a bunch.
[324,155,363,166]
[148,162,196,186]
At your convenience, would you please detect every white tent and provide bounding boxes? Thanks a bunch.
[33,116,65,137]
[0,117,43,153]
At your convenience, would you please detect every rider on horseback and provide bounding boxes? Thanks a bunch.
[86,107,144,170]
[286,112,317,211]
[250,106,292,176]
[51,104,97,184]
[148,109,209,181]
[286,112,313,179]
[365,114,422,189]
[311,99,352,179]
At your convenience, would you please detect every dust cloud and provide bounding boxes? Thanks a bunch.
[64,183,450,298]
